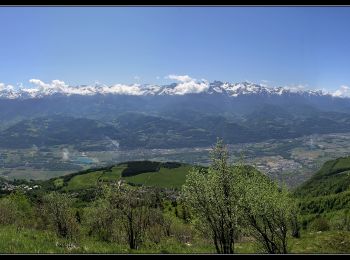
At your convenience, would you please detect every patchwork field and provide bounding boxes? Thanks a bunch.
[2,132,350,188]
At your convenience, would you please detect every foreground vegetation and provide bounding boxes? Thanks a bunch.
[0,141,350,254]
[1,225,349,254]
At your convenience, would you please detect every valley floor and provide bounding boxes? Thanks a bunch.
[2,132,350,187]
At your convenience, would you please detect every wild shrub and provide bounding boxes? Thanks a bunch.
[41,192,79,240]
[0,191,34,228]
[310,217,330,231]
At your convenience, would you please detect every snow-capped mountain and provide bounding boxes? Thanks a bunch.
[1,78,350,152]
[0,80,332,99]
[206,81,326,97]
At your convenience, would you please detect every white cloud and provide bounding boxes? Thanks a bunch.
[283,84,307,93]
[28,79,67,95]
[63,85,95,96]
[260,80,271,87]
[102,84,143,95]
[167,74,193,83]
[172,80,209,95]
[51,79,68,89]
[332,85,350,98]
[29,79,68,90]
[27,79,146,96]
[29,79,51,89]
[166,74,209,95]
[29,79,68,89]
[0,83,14,91]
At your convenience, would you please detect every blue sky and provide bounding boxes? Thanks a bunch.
[1,6,350,92]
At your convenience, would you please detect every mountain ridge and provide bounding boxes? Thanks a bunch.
[0,80,337,99]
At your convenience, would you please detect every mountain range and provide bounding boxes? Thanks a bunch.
[0,80,338,99]
[1,81,350,150]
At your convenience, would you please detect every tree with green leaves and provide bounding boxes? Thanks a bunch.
[182,139,297,254]
[41,191,79,240]
[85,186,118,242]
[112,187,155,250]
[181,139,242,254]
[239,169,295,254]
[92,183,163,250]
[290,200,301,238]
[0,191,34,228]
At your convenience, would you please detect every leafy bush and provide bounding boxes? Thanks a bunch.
[329,210,350,231]
[310,217,330,231]
[170,221,195,244]
[40,192,80,240]
[0,191,34,228]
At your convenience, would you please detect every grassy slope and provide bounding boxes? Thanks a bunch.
[63,171,104,191]
[295,157,350,198]
[292,156,350,234]
[0,225,131,254]
[0,225,213,254]
[1,225,349,253]
[236,230,350,254]
[123,165,192,189]
[0,226,67,254]
[288,231,350,254]
[57,162,192,191]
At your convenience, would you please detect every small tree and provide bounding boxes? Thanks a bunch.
[86,183,164,248]
[290,201,301,238]
[182,139,241,254]
[84,185,119,242]
[114,188,151,250]
[182,139,297,254]
[0,191,34,228]
[42,192,79,240]
[240,170,294,254]
[101,184,160,250]
[310,217,330,232]
[340,209,350,231]
[180,203,191,224]
[85,198,117,241]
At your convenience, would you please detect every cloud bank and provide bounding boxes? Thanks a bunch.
[25,75,210,96]
[332,85,350,98]
[28,79,144,96]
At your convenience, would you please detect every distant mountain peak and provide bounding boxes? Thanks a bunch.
[0,80,336,99]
